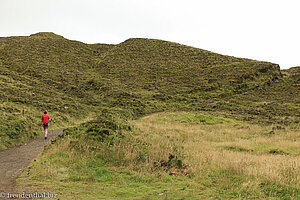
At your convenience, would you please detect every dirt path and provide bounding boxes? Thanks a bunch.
[0,129,63,194]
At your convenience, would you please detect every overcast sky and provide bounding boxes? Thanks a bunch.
[1,0,299,69]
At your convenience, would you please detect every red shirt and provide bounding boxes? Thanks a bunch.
[41,114,50,124]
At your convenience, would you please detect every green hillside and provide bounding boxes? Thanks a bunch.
[0,32,103,148]
[0,32,299,149]
[1,32,300,199]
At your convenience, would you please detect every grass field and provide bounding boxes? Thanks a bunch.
[18,112,300,199]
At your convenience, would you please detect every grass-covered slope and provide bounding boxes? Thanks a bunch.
[1,32,299,199]
[0,32,107,109]
[0,32,112,148]
[97,38,281,93]
[0,32,299,149]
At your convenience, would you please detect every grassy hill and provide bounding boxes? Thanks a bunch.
[98,38,278,92]
[1,32,299,198]
[0,32,299,149]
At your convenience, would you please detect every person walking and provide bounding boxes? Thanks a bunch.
[41,110,51,140]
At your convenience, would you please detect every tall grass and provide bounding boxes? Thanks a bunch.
[131,112,300,198]
[18,112,300,199]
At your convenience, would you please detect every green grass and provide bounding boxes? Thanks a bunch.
[1,32,299,148]
[0,32,299,199]
[18,112,300,199]
[163,112,241,125]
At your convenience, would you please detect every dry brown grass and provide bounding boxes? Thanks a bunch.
[131,112,300,187]
[18,111,300,199]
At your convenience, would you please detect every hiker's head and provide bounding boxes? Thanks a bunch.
[44,110,48,114]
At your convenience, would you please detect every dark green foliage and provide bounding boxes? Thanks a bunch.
[64,112,129,143]
[223,145,253,153]
[154,154,185,171]
[268,149,289,155]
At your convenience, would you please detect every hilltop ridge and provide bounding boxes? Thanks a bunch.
[29,32,65,39]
